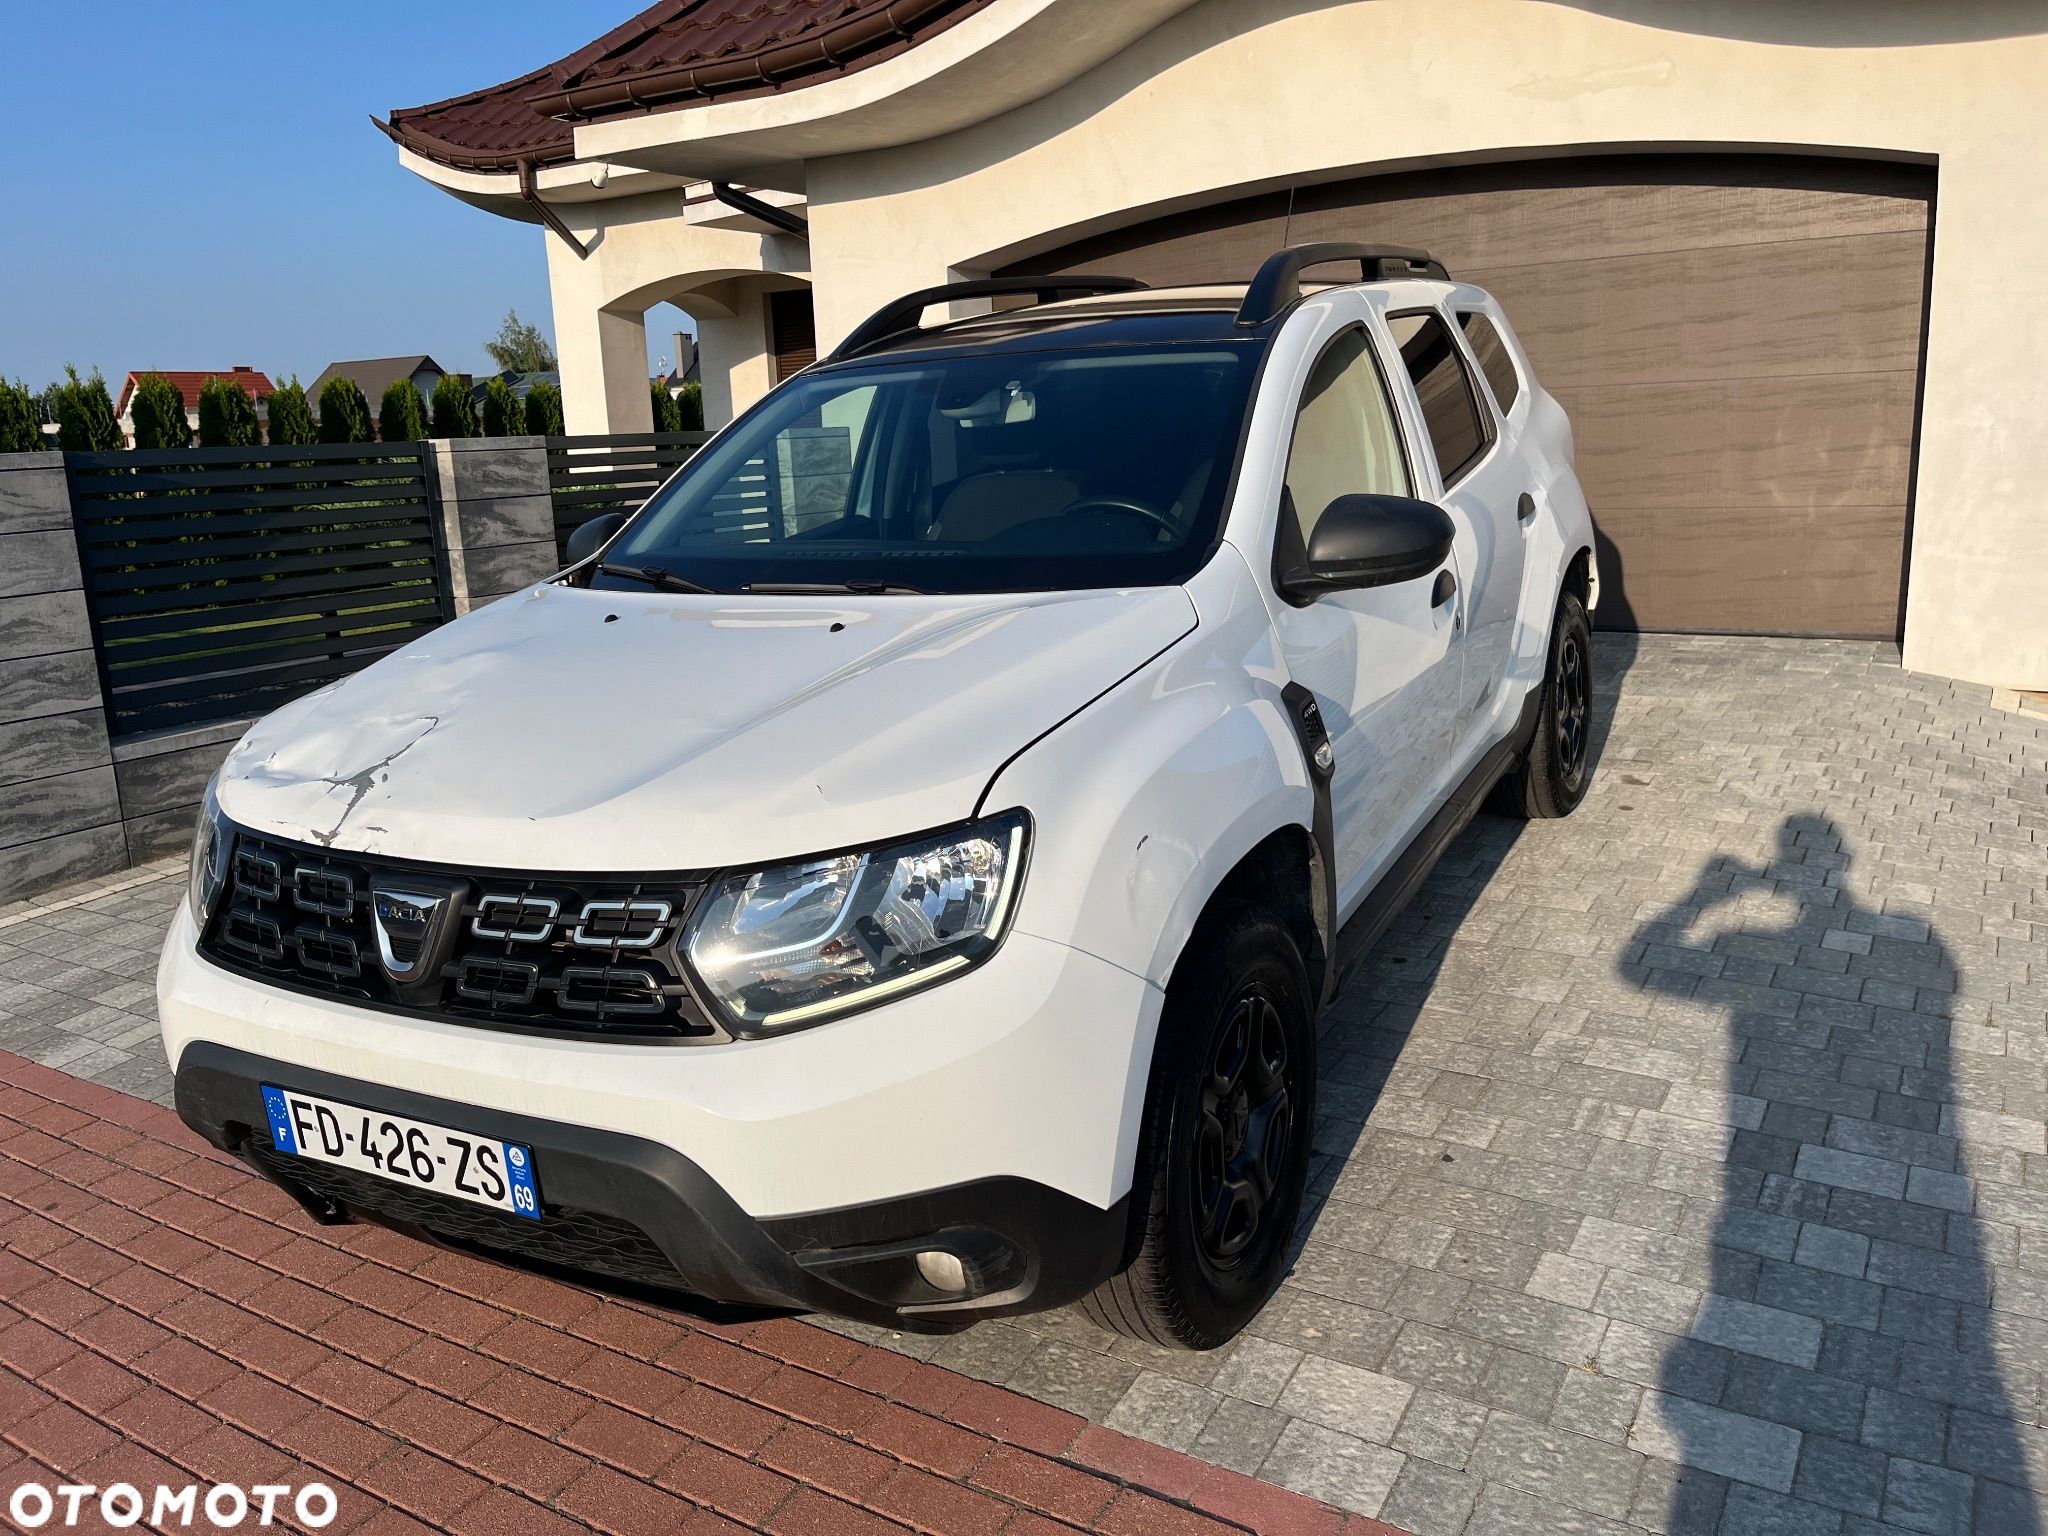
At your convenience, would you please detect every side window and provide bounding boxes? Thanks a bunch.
[1456,311,1521,414]
[1388,310,1492,486]
[1281,328,1409,549]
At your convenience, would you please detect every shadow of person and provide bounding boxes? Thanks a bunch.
[1624,814,2039,1534]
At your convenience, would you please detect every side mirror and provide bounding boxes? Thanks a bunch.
[564,511,628,569]
[1279,494,1455,603]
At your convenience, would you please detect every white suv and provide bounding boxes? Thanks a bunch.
[162,244,1597,1348]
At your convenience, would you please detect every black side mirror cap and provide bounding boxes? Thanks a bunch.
[564,511,628,569]
[1278,493,1456,603]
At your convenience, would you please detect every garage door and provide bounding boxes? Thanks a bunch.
[1003,155,1932,637]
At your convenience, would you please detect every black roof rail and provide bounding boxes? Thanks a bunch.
[828,275,1148,361]
[1235,243,1449,327]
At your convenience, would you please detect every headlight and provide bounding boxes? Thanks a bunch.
[187,774,232,928]
[685,811,1029,1033]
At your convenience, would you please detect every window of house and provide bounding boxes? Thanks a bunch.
[1388,310,1492,485]
[1281,327,1410,549]
[1456,311,1521,415]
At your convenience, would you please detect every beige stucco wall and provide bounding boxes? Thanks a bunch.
[785,0,2048,689]
[541,191,811,434]
[523,0,2047,687]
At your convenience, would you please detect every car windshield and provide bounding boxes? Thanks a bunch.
[594,341,1259,595]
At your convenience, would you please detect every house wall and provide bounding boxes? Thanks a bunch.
[775,0,2046,689]
[541,191,809,434]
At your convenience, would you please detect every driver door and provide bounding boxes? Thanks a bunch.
[1267,323,1463,918]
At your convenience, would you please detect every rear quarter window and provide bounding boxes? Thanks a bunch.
[1388,310,1492,486]
[1457,311,1522,415]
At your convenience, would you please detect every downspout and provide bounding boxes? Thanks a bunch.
[519,159,590,259]
[709,182,810,241]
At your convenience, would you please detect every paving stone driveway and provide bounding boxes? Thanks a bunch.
[7,634,2046,1536]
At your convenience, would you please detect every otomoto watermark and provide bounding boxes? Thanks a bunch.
[6,1481,337,1529]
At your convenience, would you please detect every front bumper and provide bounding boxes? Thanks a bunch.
[175,1043,1126,1330]
[159,901,1161,1328]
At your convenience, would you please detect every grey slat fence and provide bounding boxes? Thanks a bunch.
[545,430,711,560]
[65,441,456,738]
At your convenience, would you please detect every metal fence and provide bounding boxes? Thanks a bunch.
[66,442,456,738]
[544,430,710,560]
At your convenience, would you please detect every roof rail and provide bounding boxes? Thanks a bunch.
[1235,243,1449,327]
[828,275,1148,361]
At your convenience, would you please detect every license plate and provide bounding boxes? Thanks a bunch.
[260,1085,541,1220]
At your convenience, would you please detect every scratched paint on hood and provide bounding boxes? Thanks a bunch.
[218,580,1195,872]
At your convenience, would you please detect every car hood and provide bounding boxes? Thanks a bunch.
[217,580,1195,871]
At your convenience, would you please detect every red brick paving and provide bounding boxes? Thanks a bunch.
[0,1052,1404,1536]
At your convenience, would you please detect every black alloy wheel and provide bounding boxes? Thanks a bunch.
[1193,986,1294,1269]
[1555,626,1590,787]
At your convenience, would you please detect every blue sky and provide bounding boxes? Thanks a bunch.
[0,2,690,393]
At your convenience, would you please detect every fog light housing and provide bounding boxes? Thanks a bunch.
[914,1249,969,1294]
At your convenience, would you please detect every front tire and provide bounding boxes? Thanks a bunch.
[1499,588,1593,819]
[1080,907,1314,1349]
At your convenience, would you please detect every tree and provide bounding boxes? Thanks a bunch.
[480,376,523,437]
[675,380,704,432]
[0,379,40,452]
[129,373,190,450]
[522,379,564,436]
[196,376,261,448]
[430,373,476,438]
[482,309,556,373]
[266,377,316,446]
[650,380,681,433]
[378,379,428,443]
[316,376,374,444]
[54,366,122,451]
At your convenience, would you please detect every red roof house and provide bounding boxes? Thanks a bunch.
[114,368,276,446]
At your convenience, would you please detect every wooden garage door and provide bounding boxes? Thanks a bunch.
[1003,156,1932,637]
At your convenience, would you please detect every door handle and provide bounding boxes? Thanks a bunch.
[1432,569,1457,608]
[1517,492,1537,524]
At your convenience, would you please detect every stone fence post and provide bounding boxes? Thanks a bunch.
[0,452,126,900]
[428,437,560,612]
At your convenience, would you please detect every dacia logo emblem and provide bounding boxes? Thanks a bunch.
[368,880,452,982]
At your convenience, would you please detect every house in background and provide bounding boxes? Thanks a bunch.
[307,355,451,414]
[658,331,700,399]
[113,367,274,446]
[468,369,559,416]
[380,0,2048,691]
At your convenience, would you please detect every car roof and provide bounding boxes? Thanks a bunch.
[828,279,1452,368]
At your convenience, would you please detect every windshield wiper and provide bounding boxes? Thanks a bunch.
[599,562,720,594]
[740,579,925,596]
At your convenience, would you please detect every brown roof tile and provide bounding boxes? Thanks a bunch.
[383,0,998,173]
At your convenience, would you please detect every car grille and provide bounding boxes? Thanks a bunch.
[244,1134,683,1291]
[199,827,722,1042]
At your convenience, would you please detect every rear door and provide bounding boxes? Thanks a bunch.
[1385,307,1524,754]
[1266,317,1463,917]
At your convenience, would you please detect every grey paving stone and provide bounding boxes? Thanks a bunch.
[1380,1457,1484,1536]
[1103,1371,1221,1452]
[1881,1457,1973,1536]
[1859,1391,1947,1464]
[1552,1369,1643,1445]
[1795,1435,1889,1519]
[1627,1390,1802,1494]
[1273,1352,1415,1442]
[1208,1333,1302,1406]
[1190,1395,1289,1475]
[1258,1417,1406,1517]
[1720,1483,1853,1536]
[1691,1295,1823,1370]
[1629,1458,1729,1536]
[1394,1386,1492,1469]
[1470,1409,1645,1521]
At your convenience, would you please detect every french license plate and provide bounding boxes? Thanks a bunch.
[260,1085,541,1220]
